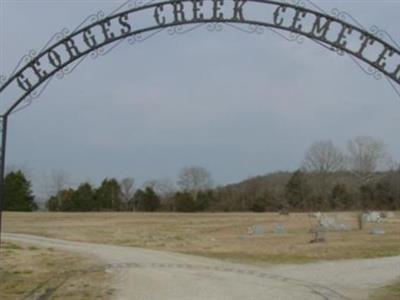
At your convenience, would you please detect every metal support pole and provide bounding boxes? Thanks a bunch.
[0,115,8,249]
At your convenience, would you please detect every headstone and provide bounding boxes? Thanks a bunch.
[319,217,351,232]
[369,228,385,235]
[273,224,287,234]
[362,211,381,223]
[248,224,266,235]
[320,217,336,230]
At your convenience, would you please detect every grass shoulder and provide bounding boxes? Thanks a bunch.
[0,241,113,300]
[370,280,400,300]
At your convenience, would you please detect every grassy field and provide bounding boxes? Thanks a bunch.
[370,280,400,300]
[3,211,400,265]
[0,241,112,300]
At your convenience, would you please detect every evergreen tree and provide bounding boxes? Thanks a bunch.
[284,170,312,210]
[359,184,375,210]
[4,171,37,211]
[134,187,160,212]
[196,190,215,211]
[372,180,397,210]
[95,178,122,211]
[46,188,74,211]
[250,191,278,212]
[330,184,352,210]
[174,192,197,212]
[251,197,267,212]
[71,183,95,211]
[46,195,59,211]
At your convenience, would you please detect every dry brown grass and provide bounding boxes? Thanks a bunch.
[0,240,112,300]
[370,280,400,300]
[3,211,400,265]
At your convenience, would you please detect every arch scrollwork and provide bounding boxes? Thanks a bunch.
[1,0,399,116]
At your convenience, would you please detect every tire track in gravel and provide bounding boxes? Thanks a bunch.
[5,233,399,300]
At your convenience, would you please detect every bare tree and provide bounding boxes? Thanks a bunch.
[385,156,398,171]
[302,141,345,205]
[143,178,176,198]
[346,136,388,183]
[143,178,177,210]
[49,169,69,196]
[41,169,70,210]
[119,178,135,210]
[177,166,213,192]
[303,141,345,173]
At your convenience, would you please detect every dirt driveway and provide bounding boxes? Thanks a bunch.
[4,233,400,300]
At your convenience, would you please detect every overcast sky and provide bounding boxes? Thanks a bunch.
[1,0,399,197]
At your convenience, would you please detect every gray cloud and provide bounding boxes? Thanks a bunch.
[1,0,399,197]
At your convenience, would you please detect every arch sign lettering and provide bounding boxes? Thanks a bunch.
[0,0,399,244]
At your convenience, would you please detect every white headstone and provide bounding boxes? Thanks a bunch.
[274,224,287,234]
[369,228,385,235]
[248,225,266,235]
[363,211,381,223]
[319,217,351,231]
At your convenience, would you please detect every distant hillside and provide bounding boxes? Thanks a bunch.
[212,170,400,212]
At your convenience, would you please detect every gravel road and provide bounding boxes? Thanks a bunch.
[4,233,400,300]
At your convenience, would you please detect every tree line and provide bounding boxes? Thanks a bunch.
[4,136,400,212]
[44,166,215,212]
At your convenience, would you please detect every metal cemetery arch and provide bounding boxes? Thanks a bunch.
[0,0,400,245]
